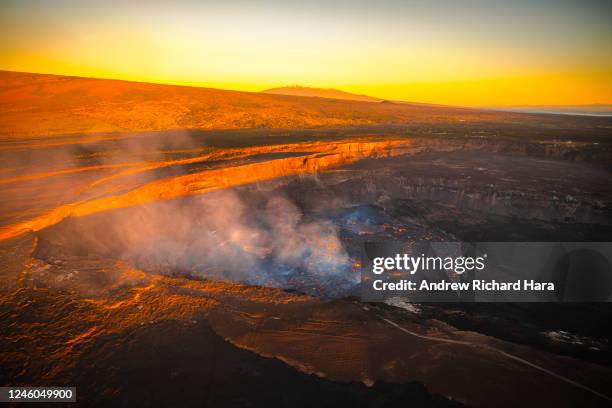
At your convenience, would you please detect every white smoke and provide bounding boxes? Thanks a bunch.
[45,187,356,296]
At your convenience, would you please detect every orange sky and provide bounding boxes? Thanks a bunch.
[1,0,611,106]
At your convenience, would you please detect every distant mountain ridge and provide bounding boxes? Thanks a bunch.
[261,85,381,102]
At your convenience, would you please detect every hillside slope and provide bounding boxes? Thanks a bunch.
[0,71,521,139]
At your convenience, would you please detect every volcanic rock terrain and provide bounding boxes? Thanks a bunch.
[1,72,612,407]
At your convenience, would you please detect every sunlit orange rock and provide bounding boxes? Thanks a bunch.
[0,139,411,240]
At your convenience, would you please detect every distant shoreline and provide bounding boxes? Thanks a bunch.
[492,106,612,117]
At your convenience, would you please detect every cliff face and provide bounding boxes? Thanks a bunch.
[0,139,412,240]
[319,141,612,229]
[1,134,610,242]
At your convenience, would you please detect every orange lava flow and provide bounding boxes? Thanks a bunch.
[0,139,410,240]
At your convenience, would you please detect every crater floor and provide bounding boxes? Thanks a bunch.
[1,128,612,407]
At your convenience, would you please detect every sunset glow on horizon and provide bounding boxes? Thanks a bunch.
[1,0,611,106]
